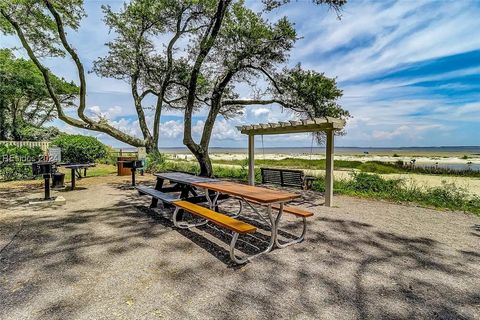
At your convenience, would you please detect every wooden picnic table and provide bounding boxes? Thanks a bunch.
[137,172,309,263]
[64,164,95,190]
[193,181,299,204]
[191,180,301,253]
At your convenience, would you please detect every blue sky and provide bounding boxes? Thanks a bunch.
[2,0,480,148]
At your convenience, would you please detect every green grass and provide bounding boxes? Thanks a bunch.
[58,164,117,182]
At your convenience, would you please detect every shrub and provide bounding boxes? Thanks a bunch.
[0,144,44,181]
[52,134,107,164]
[346,172,402,193]
[145,152,167,173]
[97,145,119,165]
[358,161,403,174]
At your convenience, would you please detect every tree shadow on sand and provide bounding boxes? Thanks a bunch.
[0,184,479,319]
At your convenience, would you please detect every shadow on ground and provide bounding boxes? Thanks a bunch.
[0,183,479,319]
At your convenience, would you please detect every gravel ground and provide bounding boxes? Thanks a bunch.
[0,176,479,320]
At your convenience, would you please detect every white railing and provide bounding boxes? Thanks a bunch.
[0,141,51,153]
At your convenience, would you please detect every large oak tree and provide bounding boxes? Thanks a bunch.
[1,0,349,176]
[0,48,77,140]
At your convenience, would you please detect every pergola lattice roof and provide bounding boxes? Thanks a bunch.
[236,117,345,135]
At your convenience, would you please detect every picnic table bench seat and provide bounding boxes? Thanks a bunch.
[271,204,314,217]
[173,201,256,234]
[137,186,179,204]
[172,200,259,264]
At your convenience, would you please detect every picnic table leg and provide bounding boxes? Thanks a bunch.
[204,189,220,210]
[71,168,76,190]
[266,204,276,252]
[150,178,164,208]
[84,168,87,177]
[229,202,276,264]
[174,185,194,220]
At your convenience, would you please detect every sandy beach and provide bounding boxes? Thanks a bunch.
[171,152,480,167]
[166,152,480,196]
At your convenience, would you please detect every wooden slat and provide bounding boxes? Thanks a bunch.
[246,201,314,218]
[173,201,256,234]
[272,205,314,217]
[192,181,300,203]
[137,186,179,203]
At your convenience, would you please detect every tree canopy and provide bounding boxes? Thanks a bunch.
[1,0,349,176]
[0,48,77,140]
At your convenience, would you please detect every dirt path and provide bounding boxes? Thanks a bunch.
[0,176,479,319]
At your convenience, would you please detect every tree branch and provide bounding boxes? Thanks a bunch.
[184,0,232,153]
[44,0,90,123]
[1,7,145,147]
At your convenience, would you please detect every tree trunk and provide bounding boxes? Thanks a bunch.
[11,101,21,140]
[145,138,159,154]
[0,99,8,140]
[196,150,213,177]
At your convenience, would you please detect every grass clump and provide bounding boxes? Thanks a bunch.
[357,161,403,174]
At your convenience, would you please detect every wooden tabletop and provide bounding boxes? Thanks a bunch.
[154,172,219,185]
[192,181,300,204]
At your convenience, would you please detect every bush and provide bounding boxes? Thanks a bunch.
[97,145,119,165]
[0,144,44,181]
[145,152,167,173]
[358,161,403,174]
[52,134,107,164]
[346,172,402,193]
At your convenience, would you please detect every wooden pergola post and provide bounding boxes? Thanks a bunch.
[248,134,255,185]
[325,129,334,207]
[237,117,344,203]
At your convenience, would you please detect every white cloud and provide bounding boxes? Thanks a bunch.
[372,124,446,141]
[251,108,270,117]
[160,120,184,139]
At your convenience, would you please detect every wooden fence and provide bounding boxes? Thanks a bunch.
[0,141,51,153]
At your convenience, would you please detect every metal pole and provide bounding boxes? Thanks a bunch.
[43,174,51,200]
[71,168,76,190]
[325,130,334,207]
[248,134,255,185]
[131,168,136,186]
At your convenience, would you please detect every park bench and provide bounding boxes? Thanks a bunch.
[172,200,258,264]
[261,167,315,190]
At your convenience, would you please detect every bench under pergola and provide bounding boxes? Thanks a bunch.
[236,117,346,207]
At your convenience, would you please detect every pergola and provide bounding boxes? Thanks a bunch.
[236,117,346,207]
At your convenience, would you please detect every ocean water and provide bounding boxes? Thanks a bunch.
[159,146,480,155]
